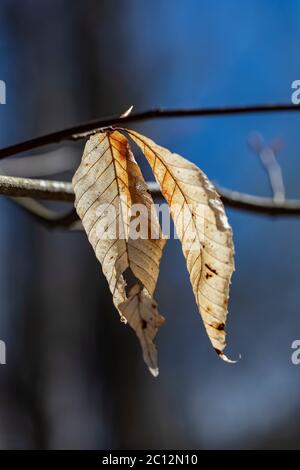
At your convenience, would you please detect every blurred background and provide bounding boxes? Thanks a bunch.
[0,0,300,450]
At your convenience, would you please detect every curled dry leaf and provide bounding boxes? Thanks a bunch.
[125,129,235,362]
[119,284,165,377]
[72,130,166,374]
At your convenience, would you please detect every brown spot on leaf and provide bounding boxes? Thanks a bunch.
[205,263,218,275]
[205,272,212,279]
[214,348,223,356]
[209,322,225,331]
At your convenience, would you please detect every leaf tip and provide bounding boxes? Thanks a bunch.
[149,367,159,377]
[215,348,240,364]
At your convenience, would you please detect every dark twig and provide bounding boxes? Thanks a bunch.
[1,103,300,159]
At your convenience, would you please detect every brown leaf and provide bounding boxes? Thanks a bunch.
[72,130,166,373]
[125,129,235,362]
[119,284,165,376]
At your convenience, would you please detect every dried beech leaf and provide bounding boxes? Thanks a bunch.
[119,284,165,376]
[125,129,235,362]
[72,130,165,373]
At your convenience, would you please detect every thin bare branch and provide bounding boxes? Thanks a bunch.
[0,175,74,201]
[1,175,300,218]
[216,186,300,216]
[11,197,78,228]
[0,159,77,227]
[1,103,300,159]
[248,132,285,203]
